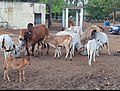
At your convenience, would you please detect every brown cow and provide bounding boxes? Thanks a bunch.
[18,23,49,56]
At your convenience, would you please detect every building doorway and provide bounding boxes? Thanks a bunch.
[34,13,41,25]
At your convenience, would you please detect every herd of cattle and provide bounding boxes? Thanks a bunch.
[0,23,110,83]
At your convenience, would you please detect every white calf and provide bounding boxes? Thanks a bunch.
[87,39,103,66]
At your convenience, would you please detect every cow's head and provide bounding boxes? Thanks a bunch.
[2,43,22,59]
[18,29,32,49]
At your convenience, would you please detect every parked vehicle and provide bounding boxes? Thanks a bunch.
[109,23,120,35]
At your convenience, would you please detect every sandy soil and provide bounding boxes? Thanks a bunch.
[0,22,120,90]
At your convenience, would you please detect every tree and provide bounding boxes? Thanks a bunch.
[86,0,120,23]
[104,0,120,24]
[48,0,52,29]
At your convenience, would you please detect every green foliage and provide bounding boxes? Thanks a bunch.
[52,0,65,13]
[86,0,120,20]
[40,0,65,13]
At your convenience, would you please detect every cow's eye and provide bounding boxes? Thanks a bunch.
[97,39,99,41]
[19,38,23,41]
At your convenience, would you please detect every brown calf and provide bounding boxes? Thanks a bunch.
[3,55,30,83]
[44,34,72,61]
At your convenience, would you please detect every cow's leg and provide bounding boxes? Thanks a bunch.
[72,44,75,56]
[6,70,10,81]
[58,47,62,57]
[31,44,36,56]
[65,46,70,61]
[19,68,22,83]
[3,64,7,80]
[96,48,100,56]
[54,48,57,59]
[88,51,93,66]
[36,42,40,55]
[3,62,6,80]
[93,51,96,62]
[26,46,30,56]
[4,65,10,81]
[53,47,60,59]
[105,42,111,55]
[41,42,49,56]
[46,43,49,55]
[22,68,26,81]
[69,47,72,61]
[56,47,61,59]
[40,42,44,56]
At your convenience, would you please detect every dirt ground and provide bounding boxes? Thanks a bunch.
[0,22,120,90]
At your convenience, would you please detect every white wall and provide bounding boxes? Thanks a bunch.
[0,1,46,29]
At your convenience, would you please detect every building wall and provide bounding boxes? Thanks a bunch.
[0,1,46,29]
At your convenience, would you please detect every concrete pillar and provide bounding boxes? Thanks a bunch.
[62,9,65,27]
[80,8,83,30]
[66,8,68,28]
[76,10,79,26]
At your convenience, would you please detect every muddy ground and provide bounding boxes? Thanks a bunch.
[0,22,120,90]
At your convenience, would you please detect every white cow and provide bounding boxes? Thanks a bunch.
[87,39,103,66]
[82,31,111,56]
[95,31,111,56]
[64,26,84,37]
[56,30,83,56]
[0,34,21,59]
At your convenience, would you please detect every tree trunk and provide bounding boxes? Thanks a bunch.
[113,10,116,24]
[48,0,52,29]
